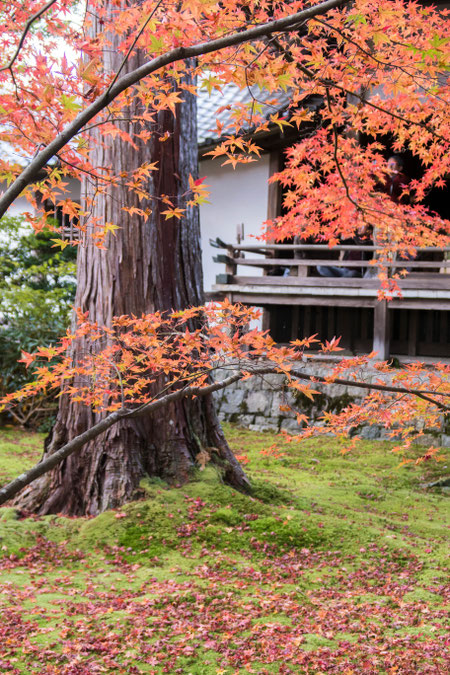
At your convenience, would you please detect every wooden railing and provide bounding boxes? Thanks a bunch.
[211,239,450,281]
[210,239,450,359]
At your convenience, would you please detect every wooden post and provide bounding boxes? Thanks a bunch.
[373,301,390,360]
[408,310,418,357]
[225,245,237,277]
[263,150,283,331]
[291,307,300,340]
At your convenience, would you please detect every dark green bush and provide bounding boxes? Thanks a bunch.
[0,216,76,428]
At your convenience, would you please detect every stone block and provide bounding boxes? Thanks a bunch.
[246,390,272,415]
[233,414,255,428]
[359,425,382,440]
[413,435,438,449]
[254,416,280,432]
[249,417,279,432]
[220,388,245,414]
[378,429,402,442]
[260,372,286,389]
[213,368,230,382]
[440,434,450,448]
[280,417,302,433]
[270,392,286,417]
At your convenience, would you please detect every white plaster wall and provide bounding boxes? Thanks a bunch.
[63,177,81,202]
[4,194,30,219]
[199,154,270,292]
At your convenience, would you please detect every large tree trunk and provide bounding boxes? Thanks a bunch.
[16,7,248,516]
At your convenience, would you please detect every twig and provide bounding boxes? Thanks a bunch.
[0,0,58,73]
[325,88,362,212]
[106,0,165,96]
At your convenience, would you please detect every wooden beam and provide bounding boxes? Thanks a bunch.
[215,274,234,284]
[373,301,390,360]
[267,150,282,221]
[221,243,450,252]
[220,293,377,307]
[213,254,234,265]
[225,245,237,276]
[231,275,450,290]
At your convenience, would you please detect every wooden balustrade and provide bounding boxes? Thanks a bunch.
[210,239,450,359]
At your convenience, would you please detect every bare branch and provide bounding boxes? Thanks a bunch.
[325,88,363,212]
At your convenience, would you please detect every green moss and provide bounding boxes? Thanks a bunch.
[249,516,328,550]
[0,425,449,674]
[0,428,43,482]
[301,633,337,650]
[250,478,294,505]
[0,511,81,555]
[0,506,19,521]
[209,507,243,526]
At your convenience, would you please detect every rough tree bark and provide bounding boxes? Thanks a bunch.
[16,6,248,516]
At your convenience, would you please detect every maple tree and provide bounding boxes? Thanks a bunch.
[0,0,449,513]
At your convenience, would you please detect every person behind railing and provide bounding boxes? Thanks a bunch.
[363,154,412,278]
[316,233,368,278]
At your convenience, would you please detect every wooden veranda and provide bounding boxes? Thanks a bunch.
[210,240,450,360]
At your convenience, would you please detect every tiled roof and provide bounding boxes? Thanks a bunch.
[197,84,292,146]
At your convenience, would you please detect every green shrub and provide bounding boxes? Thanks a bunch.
[0,216,76,428]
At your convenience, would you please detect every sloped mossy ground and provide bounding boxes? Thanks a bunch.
[0,424,448,674]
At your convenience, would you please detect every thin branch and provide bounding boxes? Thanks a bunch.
[0,0,58,73]
[55,153,117,184]
[284,47,446,142]
[0,408,127,506]
[314,17,448,103]
[0,369,244,506]
[325,88,362,212]
[288,367,450,412]
[106,0,165,96]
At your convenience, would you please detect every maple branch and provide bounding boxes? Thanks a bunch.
[288,368,450,413]
[0,369,244,506]
[325,88,362,212]
[106,0,165,95]
[314,16,448,103]
[0,0,348,218]
[280,43,446,143]
[0,408,128,507]
[1,358,448,506]
[323,79,446,142]
[0,0,58,74]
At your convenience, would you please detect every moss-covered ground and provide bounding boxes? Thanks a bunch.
[0,424,448,673]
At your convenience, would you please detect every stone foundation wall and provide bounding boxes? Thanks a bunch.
[213,360,450,447]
